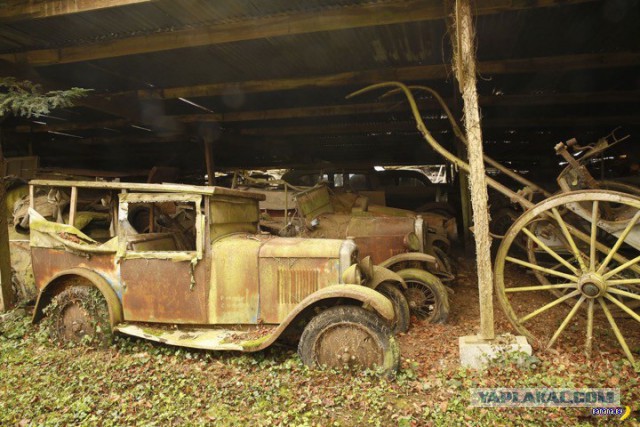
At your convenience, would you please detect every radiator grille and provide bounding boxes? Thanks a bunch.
[278,266,319,304]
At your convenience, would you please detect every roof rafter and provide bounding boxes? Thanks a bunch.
[0,0,154,22]
[0,0,597,65]
[237,115,640,136]
[16,89,640,133]
[125,52,640,102]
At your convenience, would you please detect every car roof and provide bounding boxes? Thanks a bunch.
[29,179,266,201]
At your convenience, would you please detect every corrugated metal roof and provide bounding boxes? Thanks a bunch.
[0,0,390,51]
[1,0,639,173]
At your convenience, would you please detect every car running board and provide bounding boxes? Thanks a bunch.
[114,323,274,352]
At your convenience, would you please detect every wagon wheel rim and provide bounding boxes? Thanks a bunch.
[313,322,384,369]
[404,280,436,321]
[495,190,640,364]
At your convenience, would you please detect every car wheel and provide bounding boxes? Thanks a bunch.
[376,282,410,333]
[298,306,399,376]
[397,268,450,324]
[47,286,112,347]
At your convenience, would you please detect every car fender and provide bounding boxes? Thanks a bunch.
[32,267,123,327]
[240,284,395,352]
[378,252,437,271]
[366,265,407,290]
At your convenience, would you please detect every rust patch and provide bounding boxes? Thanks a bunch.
[31,247,118,293]
[121,257,208,324]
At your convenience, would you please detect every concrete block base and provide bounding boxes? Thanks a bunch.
[459,334,532,369]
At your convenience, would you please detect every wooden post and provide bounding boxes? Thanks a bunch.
[204,138,215,186]
[0,137,14,311]
[456,141,473,250]
[450,0,494,340]
[68,186,78,227]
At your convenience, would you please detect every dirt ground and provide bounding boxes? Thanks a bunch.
[1,250,639,426]
[401,250,640,373]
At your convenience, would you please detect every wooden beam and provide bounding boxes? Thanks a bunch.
[15,105,640,135]
[0,0,597,65]
[14,115,190,134]
[183,102,410,123]
[238,115,640,136]
[178,90,640,123]
[238,121,427,136]
[16,119,130,133]
[142,65,447,100]
[77,92,144,123]
[480,90,640,107]
[129,52,640,102]
[0,0,154,21]
[68,186,78,227]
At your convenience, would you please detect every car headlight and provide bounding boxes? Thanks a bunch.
[341,263,363,285]
[404,232,421,252]
[339,238,358,277]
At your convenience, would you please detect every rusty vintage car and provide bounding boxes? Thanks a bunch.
[234,181,453,324]
[26,179,405,374]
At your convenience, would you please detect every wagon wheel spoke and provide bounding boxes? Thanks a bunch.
[564,217,640,277]
[603,254,640,280]
[605,294,640,323]
[506,256,578,282]
[586,299,594,357]
[608,287,640,301]
[597,210,640,274]
[521,227,579,275]
[589,201,599,271]
[551,207,588,272]
[608,278,640,286]
[519,290,581,323]
[547,295,586,349]
[505,283,575,293]
[598,298,636,364]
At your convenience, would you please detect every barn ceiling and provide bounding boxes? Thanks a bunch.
[0,0,638,182]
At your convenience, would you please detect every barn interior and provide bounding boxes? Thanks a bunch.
[0,0,640,380]
[0,0,638,191]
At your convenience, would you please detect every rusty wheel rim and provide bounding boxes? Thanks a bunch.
[313,323,384,370]
[405,280,436,321]
[57,302,93,343]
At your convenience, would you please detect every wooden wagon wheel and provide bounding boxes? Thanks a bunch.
[495,190,640,363]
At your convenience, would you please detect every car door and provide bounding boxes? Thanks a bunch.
[117,192,208,324]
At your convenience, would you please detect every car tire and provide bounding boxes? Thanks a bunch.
[376,282,410,334]
[298,306,399,376]
[46,286,112,347]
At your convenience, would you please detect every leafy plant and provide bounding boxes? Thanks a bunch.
[0,77,91,118]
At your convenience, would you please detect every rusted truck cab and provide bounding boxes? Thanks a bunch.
[28,180,400,374]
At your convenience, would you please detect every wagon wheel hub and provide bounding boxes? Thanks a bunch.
[578,273,607,299]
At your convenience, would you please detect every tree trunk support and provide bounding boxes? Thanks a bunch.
[450,0,494,340]
[0,138,14,311]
